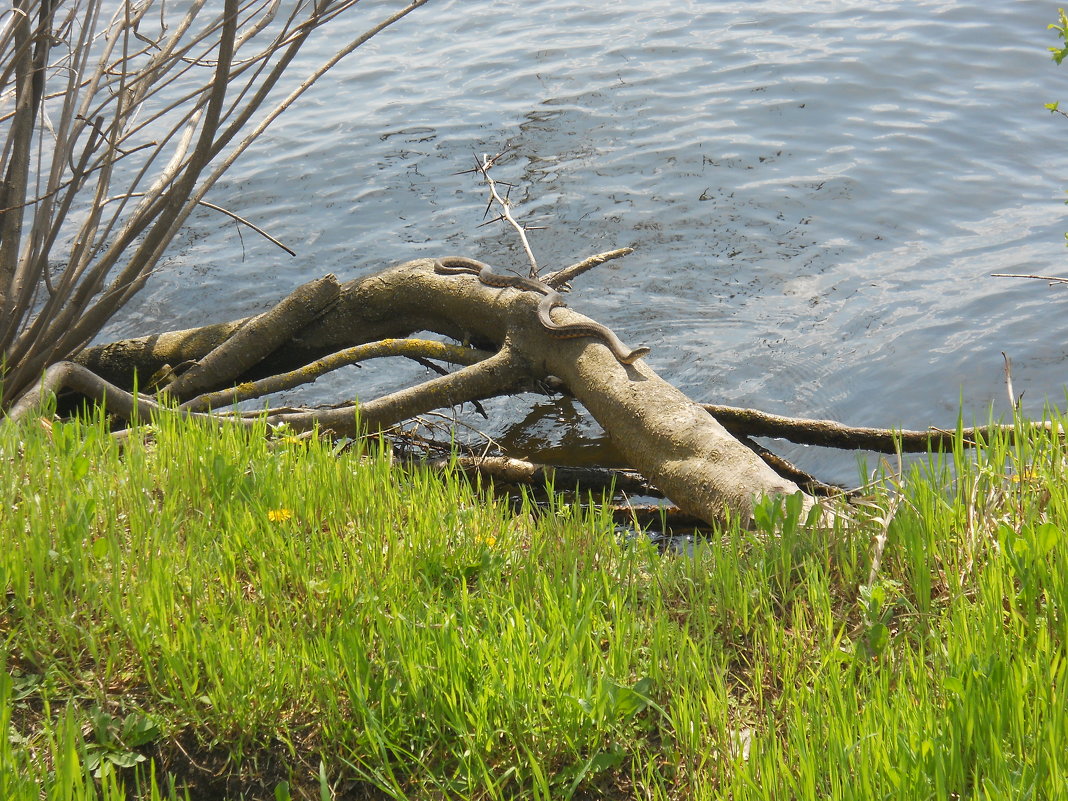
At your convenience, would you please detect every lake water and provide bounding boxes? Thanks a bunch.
[105,0,1068,484]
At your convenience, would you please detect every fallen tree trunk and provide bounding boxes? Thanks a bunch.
[69,257,811,525]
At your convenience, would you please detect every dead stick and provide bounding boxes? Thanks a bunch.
[475,152,540,277]
[703,403,1054,452]
[544,247,635,289]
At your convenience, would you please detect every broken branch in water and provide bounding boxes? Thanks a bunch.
[991,272,1068,284]
[702,403,1055,451]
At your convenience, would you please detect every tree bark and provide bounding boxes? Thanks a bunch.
[162,274,341,399]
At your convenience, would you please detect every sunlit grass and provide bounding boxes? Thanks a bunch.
[1,406,1065,799]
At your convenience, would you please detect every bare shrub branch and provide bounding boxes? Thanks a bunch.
[1,0,431,414]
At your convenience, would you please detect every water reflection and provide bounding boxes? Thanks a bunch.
[102,0,1068,486]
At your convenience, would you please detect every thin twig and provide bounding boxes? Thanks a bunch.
[991,272,1068,284]
[101,192,297,256]
[472,151,540,277]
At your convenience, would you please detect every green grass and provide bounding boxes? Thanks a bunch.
[1,407,1065,799]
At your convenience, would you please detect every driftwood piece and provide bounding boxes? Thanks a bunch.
[29,250,1050,529]
[73,258,812,525]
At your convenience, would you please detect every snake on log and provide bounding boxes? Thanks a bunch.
[433,256,650,366]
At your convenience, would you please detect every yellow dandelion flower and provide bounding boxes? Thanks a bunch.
[1010,469,1036,484]
[268,508,293,522]
[478,535,497,547]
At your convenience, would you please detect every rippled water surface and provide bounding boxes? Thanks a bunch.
[107,0,1068,482]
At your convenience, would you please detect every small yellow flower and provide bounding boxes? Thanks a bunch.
[478,535,497,548]
[268,508,293,522]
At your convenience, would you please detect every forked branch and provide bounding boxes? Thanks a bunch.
[469,151,541,277]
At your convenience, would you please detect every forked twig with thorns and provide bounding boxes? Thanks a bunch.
[457,151,542,277]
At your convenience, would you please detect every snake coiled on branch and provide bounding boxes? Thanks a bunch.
[433,257,650,365]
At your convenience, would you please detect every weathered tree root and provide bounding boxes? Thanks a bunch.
[21,255,1016,526]
[7,362,213,427]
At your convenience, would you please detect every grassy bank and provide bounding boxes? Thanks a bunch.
[1,408,1065,799]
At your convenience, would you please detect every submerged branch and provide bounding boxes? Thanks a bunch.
[423,454,657,497]
[702,403,1057,452]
